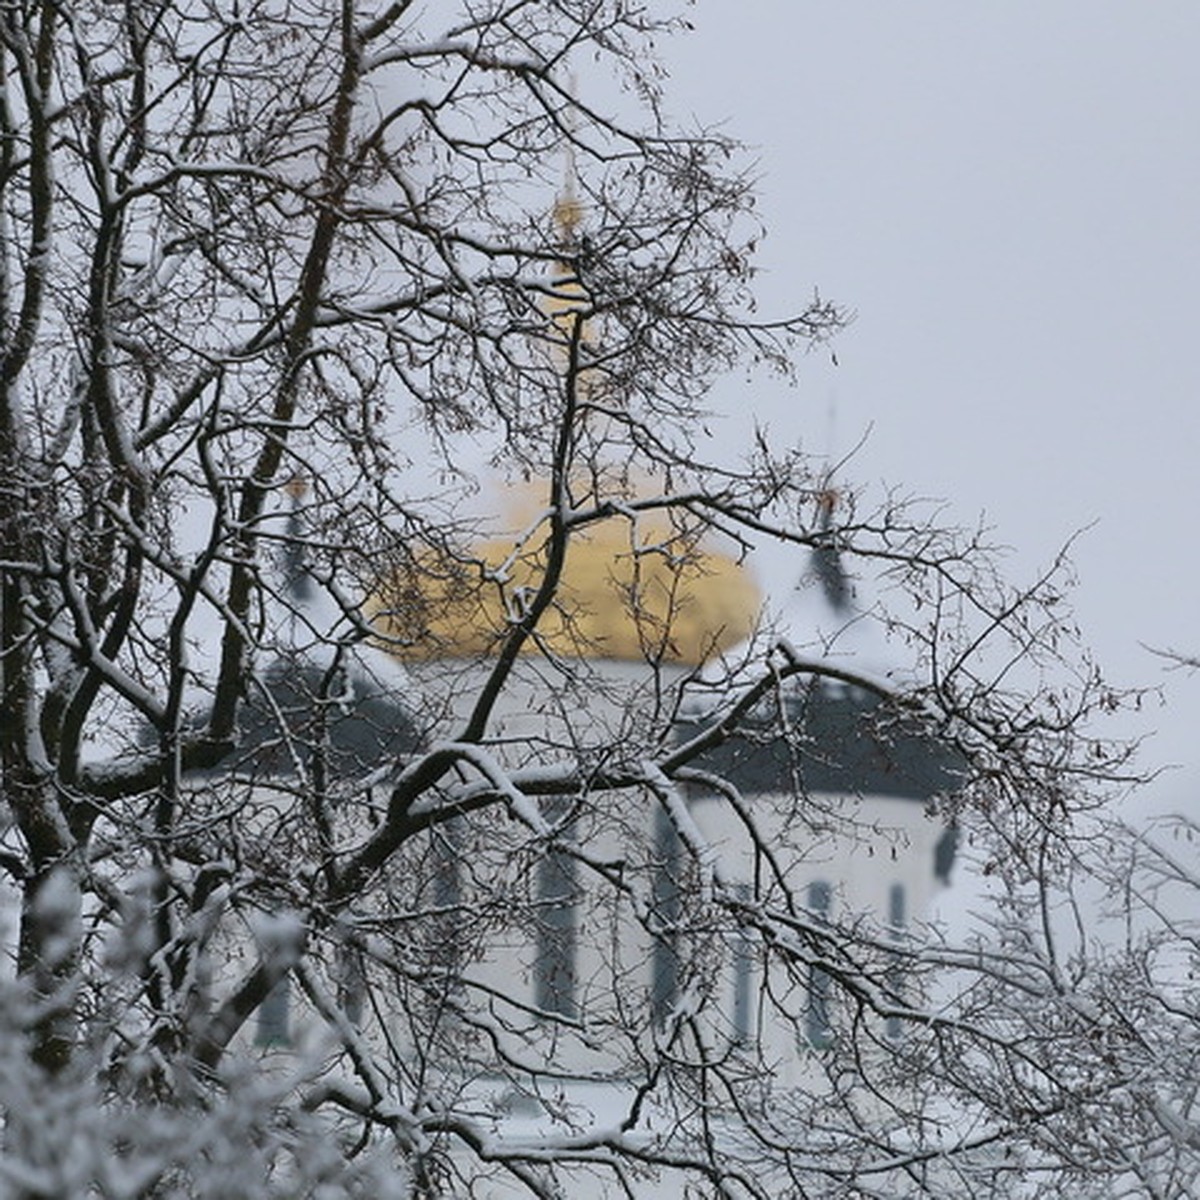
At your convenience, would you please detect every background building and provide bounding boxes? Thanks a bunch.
[377,479,958,1085]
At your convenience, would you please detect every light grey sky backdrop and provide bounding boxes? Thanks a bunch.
[660,2,1200,815]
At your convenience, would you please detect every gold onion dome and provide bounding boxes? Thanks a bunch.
[372,169,757,667]
[375,488,760,667]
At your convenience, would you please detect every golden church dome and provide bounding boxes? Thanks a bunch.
[371,173,758,667]
[375,491,760,668]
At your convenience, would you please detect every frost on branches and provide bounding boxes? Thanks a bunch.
[0,2,1177,1197]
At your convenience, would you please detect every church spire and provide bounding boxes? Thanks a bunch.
[283,473,313,604]
[542,105,592,372]
[552,75,583,246]
[552,139,582,245]
[810,485,852,615]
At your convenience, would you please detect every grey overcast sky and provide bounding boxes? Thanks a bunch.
[661,3,1200,814]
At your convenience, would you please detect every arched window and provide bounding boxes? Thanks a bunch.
[535,797,577,1018]
[732,882,755,1043]
[256,974,291,1048]
[651,803,681,1026]
[806,880,833,1049]
[887,882,907,1040]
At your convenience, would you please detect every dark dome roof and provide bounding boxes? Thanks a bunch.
[233,658,420,781]
[680,681,962,802]
[176,656,421,785]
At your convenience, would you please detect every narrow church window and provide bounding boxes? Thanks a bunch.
[651,803,682,1025]
[256,974,291,1047]
[337,942,365,1028]
[535,797,577,1018]
[732,882,755,1043]
[887,882,906,1040]
[806,880,832,1049]
[432,817,463,972]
